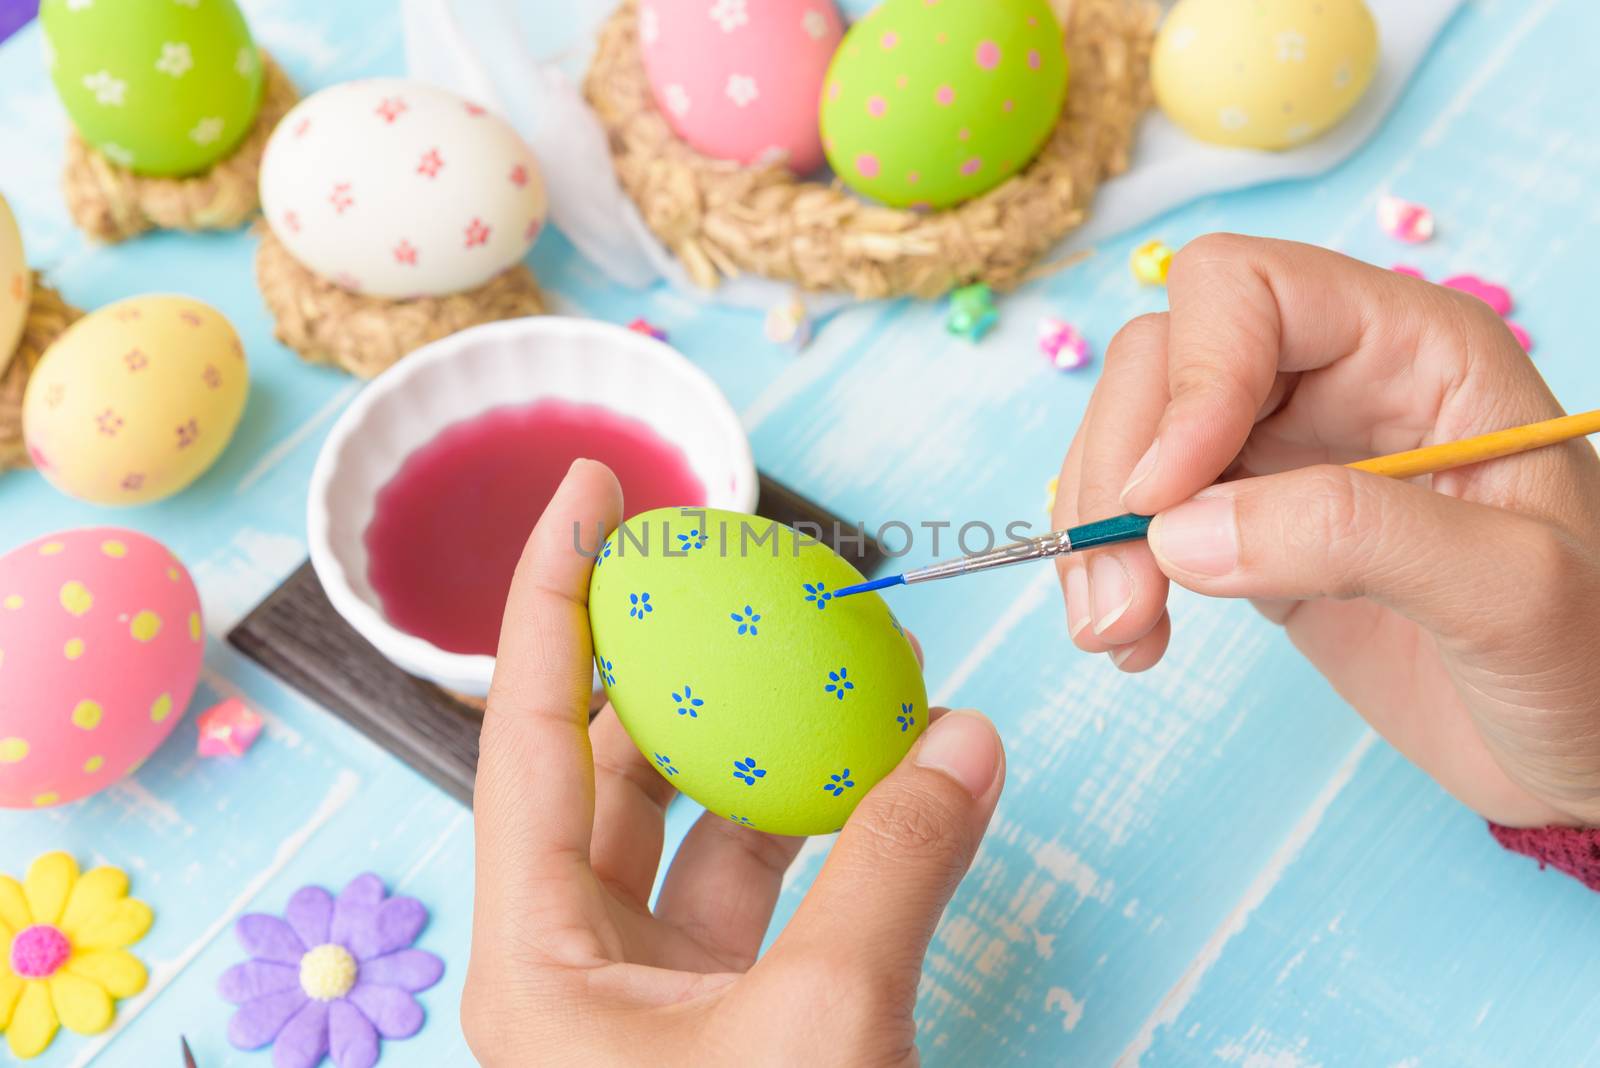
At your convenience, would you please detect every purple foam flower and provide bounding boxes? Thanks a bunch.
[219,874,444,1068]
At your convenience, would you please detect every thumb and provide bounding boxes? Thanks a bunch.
[1146,464,1566,652]
[762,711,1004,1011]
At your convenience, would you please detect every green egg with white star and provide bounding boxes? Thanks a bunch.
[41,0,264,177]
[819,0,1069,210]
[588,508,927,836]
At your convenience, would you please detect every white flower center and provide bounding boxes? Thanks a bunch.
[299,943,358,1001]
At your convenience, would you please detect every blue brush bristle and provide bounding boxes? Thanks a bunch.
[833,574,905,598]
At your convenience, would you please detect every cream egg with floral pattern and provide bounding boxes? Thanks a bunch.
[259,79,548,299]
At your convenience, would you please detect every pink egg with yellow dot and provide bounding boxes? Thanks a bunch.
[0,527,202,808]
[638,0,843,174]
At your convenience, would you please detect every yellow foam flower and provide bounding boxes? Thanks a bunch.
[0,852,151,1059]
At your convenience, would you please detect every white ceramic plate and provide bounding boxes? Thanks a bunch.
[308,316,759,697]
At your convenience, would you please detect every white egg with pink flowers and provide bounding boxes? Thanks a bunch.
[259,78,548,299]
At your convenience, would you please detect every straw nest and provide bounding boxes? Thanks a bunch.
[62,52,300,244]
[0,278,83,471]
[585,0,1156,300]
[255,228,547,380]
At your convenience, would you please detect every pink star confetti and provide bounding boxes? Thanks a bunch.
[1391,265,1532,352]
[509,164,529,187]
[196,698,264,758]
[1038,317,1093,371]
[202,365,222,390]
[123,348,148,372]
[1442,273,1513,317]
[464,101,486,117]
[293,117,311,138]
[394,239,418,266]
[329,182,354,214]
[628,317,668,342]
[120,472,144,491]
[464,218,491,248]
[1377,195,1435,244]
[95,409,123,436]
[176,419,199,449]
[417,148,443,178]
[178,309,203,327]
[282,210,301,234]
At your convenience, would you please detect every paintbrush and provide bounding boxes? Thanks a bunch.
[181,1036,198,1068]
[833,408,1600,599]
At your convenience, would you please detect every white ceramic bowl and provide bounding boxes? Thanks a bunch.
[308,316,758,697]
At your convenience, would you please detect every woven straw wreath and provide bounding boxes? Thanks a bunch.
[62,52,300,244]
[0,278,82,471]
[255,228,546,380]
[585,0,1157,300]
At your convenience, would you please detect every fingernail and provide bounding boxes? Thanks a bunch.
[1109,645,1136,670]
[916,711,1000,798]
[1120,440,1159,504]
[1066,566,1091,638]
[1152,496,1239,576]
[1089,554,1133,634]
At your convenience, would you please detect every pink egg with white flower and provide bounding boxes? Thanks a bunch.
[259,78,548,299]
[639,0,843,174]
[0,528,203,808]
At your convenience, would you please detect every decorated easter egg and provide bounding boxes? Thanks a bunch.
[40,0,264,177]
[0,193,29,373]
[23,295,249,506]
[589,508,927,836]
[819,0,1068,210]
[0,528,203,808]
[1152,0,1379,150]
[639,0,843,174]
[259,79,548,299]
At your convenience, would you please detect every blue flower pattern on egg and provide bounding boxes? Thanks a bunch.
[594,540,613,567]
[733,757,766,785]
[629,592,653,619]
[823,769,855,796]
[597,657,617,687]
[896,703,915,732]
[803,582,832,610]
[825,668,854,700]
[654,753,679,776]
[731,605,761,636]
[677,529,707,551]
[887,611,905,638]
[728,814,753,827]
[673,686,703,718]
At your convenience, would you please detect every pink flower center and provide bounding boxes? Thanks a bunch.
[10,925,70,979]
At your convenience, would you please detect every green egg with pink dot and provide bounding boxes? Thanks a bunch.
[819,0,1069,210]
[588,508,927,837]
[40,0,264,177]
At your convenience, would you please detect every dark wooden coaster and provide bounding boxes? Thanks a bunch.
[227,476,883,806]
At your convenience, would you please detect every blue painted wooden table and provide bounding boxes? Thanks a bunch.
[4,1,1599,1064]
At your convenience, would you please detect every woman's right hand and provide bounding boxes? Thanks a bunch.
[1052,234,1600,827]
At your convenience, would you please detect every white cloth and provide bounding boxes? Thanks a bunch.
[402,0,1464,311]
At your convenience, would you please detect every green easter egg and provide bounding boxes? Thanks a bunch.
[819,0,1069,210]
[588,508,927,837]
[41,0,264,177]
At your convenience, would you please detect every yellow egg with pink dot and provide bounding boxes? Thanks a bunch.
[0,527,202,808]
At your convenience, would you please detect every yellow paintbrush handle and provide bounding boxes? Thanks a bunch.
[1347,409,1600,480]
